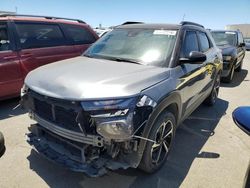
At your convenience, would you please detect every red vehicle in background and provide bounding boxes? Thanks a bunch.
[0,14,98,100]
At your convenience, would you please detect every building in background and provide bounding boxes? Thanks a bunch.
[226,24,250,38]
[0,11,16,15]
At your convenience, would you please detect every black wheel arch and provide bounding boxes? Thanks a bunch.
[136,91,182,161]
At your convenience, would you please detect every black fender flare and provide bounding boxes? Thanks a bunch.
[136,91,182,163]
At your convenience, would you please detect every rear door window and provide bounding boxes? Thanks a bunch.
[198,32,210,52]
[63,24,96,45]
[15,22,66,49]
[181,31,199,57]
[0,23,11,51]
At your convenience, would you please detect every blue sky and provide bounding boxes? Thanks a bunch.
[1,0,250,29]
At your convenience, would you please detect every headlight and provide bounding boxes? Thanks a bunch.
[80,97,137,111]
[96,113,134,140]
[223,55,232,62]
[81,95,157,140]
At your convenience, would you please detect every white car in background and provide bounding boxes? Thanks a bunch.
[244,38,250,51]
[94,28,112,37]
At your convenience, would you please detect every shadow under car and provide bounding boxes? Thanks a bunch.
[26,98,228,188]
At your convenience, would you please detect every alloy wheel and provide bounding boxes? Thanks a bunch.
[151,120,173,164]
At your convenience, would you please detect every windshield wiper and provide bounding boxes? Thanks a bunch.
[84,54,142,65]
[112,57,142,65]
[83,54,93,58]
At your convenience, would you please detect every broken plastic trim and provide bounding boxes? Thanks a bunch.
[32,112,104,147]
[26,125,132,177]
[136,95,157,108]
[90,109,129,118]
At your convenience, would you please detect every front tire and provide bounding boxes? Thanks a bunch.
[139,111,176,173]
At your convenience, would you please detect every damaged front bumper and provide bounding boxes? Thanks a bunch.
[27,124,133,177]
[23,89,155,177]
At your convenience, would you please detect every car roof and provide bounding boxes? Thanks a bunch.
[116,23,182,30]
[0,15,88,27]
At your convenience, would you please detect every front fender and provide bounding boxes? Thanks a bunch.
[134,91,182,165]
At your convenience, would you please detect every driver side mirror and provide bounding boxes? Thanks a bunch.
[179,51,207,64]
[232,107,250,135]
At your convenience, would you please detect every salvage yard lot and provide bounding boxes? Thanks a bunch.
[0,52,250,188]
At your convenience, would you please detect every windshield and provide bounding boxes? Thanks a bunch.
[211,31,237,46]
[84,28,177,67]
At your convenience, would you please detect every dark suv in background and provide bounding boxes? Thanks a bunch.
[0,14,98,100]
[22,21,223,176]
[211,30,245,83]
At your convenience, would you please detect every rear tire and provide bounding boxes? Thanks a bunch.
[204,73,220,106]
[222,64,235,83]
[139,111,176,173]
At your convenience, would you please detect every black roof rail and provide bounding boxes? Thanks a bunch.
[180,21,204,28]
[122,21,144,25]
[0,14,86,24]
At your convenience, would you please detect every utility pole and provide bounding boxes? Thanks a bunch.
[182,14,186,21]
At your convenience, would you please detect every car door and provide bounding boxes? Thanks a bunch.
[197,31,218,92]
[14,21,78,77]
[61,24,98,55]
[177,30,209,116]
[0,21,23,99]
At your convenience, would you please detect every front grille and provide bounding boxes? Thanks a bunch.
[30,91,92,133]
[55,106,80,132]
[34,98,55,122]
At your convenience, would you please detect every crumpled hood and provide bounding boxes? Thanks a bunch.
[25,56,170,100]
[218,45,236,56]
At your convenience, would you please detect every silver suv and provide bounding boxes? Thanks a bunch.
[21,22,223,176]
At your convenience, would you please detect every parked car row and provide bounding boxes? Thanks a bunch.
[0,14,247,177]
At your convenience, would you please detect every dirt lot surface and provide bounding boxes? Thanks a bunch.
[0,52,250,188]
